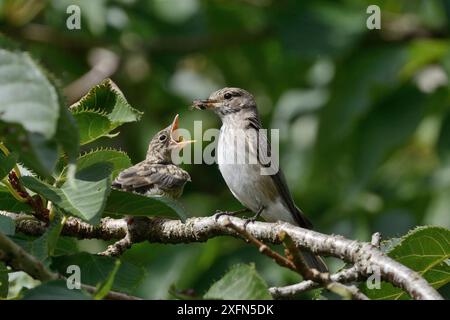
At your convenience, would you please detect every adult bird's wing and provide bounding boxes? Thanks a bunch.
[246,116,313,229]
[113,162,190,193]
[246,116,328,272]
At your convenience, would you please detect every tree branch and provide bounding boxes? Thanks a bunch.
[226,219,367,299]
[223,218,297,272]
[80,284,142,300]
[99,230,132,257]
[1,211,443,300]
[281,231,368,300]
[60,277,142,300]
[269,266,362,298]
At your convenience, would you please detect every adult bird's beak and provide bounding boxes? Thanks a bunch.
[169,114,195,149]
[191,99,219,110]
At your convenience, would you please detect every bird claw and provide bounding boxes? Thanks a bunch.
[242,207,264,228]
[214,208,249,221]
[214,210,234,221]
[243,217,257,229]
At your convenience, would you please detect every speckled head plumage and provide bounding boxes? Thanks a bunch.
[146,114,194,163]
[112,114,193,198]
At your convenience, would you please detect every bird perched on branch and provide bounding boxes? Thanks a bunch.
[113,114,193,199]
[192,88,328,272]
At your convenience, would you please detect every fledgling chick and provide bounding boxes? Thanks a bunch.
[113,114,193,199]
[192,88,328,272]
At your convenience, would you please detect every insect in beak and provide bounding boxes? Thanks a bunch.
[190,99,219,110]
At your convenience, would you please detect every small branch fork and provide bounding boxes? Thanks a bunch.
[0,211,443,300]
[224,219,297,272]
[225,219,368,299]
[5,171,49,222]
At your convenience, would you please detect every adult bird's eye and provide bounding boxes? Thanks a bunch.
[159,134,167,141]
[224,92,232,100]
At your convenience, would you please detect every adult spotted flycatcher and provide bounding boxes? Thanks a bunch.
[193,88,327,272]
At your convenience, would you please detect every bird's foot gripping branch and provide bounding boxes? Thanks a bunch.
[0,46,448,300]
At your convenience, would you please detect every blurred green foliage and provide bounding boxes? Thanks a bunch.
[1,0,450,299]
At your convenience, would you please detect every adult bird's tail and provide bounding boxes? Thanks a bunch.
[300,251,328,273]
[291,206,329,273]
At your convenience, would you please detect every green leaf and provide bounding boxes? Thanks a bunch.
[440,283,450,299]
[56,149,131,187]
[0,127,58,178]
[352,85,425,185]
[363,226,450,300]
[11,234,47,264]
[0,187,32,213]
[400,39,450,79]
[44,213,64,257]
[317,47,407,154]
[21,280,91,300]
[51,253,145,294]
[10,234,78,265]
[70,79,142,145]
[0,49,60,139]
[0,214,15,236]
[72,110,114,145]
[53,237,79,257]
[0,47,70,177]
[55,106,79,163]
[0,48,78,175]
[0,152,17,180]
[276,2,366,57]
[204,264,272,300]
[94,259,121,300]
[22,163,112,224]
[14,216,65,264]
[70,79,142,140]
[104,189,187,221]
[0,262,8,298]
[69,149,131,181]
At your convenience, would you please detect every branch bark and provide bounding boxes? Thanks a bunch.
[226,219,368,299]
[281,231,368,300]
[1,211,443,300]
[269,266,362,299]
[223,218,297,272]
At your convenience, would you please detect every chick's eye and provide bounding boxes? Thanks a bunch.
[159,134,167,141]
[224,92,232,100]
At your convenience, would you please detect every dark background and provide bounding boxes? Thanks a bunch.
[1,0,450,298]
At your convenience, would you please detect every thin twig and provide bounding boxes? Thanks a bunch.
[269,266,362,298]
[7,171,49,222]
[58,276,142,300]
[223,218,296,272]
[99,232,132,257]
[281,231,368,300]
[81,284,142,300]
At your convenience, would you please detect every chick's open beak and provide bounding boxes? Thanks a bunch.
[169,114,195,149]
[191,99,219,110]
